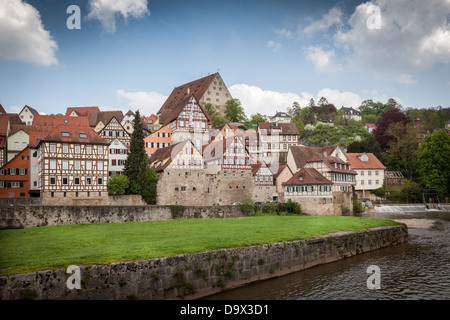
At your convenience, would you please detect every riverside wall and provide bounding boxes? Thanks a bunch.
[0,225,408,300]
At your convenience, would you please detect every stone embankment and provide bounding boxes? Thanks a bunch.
[0,224,408,300]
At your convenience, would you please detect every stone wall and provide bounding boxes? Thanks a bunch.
[0,203,248,229]
[0,225,408,300]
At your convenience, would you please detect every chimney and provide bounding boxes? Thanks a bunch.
[187,88,190,95]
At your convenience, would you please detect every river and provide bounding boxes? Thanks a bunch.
[205,209,450,300]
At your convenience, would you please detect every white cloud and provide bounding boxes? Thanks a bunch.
[305,46,341,72]
[335,0,450,72]
[86,0,150,33]
[267,40,282,52]
[0,0,58,66]
[302,6,344,35]
[117,89,167,116]
[274,27,293,38]
[229,84,363,116]
[395,73,418,85]
[7,105,21,113]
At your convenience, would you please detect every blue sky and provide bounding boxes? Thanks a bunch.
[1,0,449,117]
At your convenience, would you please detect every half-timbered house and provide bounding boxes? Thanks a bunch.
[37,125,109,200]
[98,116,131,148]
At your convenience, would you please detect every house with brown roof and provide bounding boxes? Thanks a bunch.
[36,124,109,202]
[89,111,124,132]
[269,163,293,196]
[282,167,334,215]
[346,152,386,200]
[269,111,292,124]
[98,116,131,148]
[157,72,232,118]
[18,105,39,125]
[250,161,278,203]
[65,106,100,117]
[286,145,346,174]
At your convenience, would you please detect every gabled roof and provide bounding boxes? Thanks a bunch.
[89,111,123,127]
[273,111,291,118]
[346,153,386,169]
[158,95,211,127]
[365,123,377,129]
[289,145,338,169]
[283,167,332,186]
[38,125,108,146]
[157,73,217,115]
[202,136,249,162]
[0,104,6,114]
[306,152,357,174]
[20,105,39,116]
[149,140,193,172]
[125,110,135,116]
[269,163,292,179]
[65,106,100,117]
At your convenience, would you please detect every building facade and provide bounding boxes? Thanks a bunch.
[0,147,30,198]
[37,126,109,200]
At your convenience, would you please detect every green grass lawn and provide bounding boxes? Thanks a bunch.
[0,215,403,276]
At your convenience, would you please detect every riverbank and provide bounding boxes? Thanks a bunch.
[0,217,407,300]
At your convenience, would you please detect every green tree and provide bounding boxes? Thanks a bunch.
[140,168,158,205]
[415,130,450,197]
[386,122,419,179]
[124,110,148,193]
[224,99,247,123]
[202,103,226,127]
[245,113,266,129]
[107,174,130,195]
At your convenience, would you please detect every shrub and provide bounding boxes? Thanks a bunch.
[239,197,256,216]
[107,174,129,195]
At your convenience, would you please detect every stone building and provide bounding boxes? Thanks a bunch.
[251,161,277,203]
[157,72,233,118]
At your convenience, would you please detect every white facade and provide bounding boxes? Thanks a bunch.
[108,139,128,177]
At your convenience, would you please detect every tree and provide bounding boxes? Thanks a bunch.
[124,110,148,193]
[415,130,450,197]
[309,98,315,108]
[290,102,301,120]
[318,96,329,106]
[374,108,410,150]
[203,103,226,127]
[245,113,266,129]
[224,99,247,123]
[107,174,129,195]
[386,122,419,179]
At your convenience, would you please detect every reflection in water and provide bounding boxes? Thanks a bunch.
[206,211,450,300]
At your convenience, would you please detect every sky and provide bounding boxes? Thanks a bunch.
[1,0,449,118]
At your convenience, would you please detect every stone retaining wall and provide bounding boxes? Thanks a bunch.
[0,204,247,229]
[0,225,408,300]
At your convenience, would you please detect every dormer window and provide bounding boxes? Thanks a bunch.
[79,133,87,139]
[61,132,70,137]
[359,153,369,162]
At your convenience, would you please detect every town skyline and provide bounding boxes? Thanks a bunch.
[1,0,449,118]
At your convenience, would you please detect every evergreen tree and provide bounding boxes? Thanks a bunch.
[124,110,148,193]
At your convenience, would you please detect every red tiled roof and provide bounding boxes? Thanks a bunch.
[38,125,108,145]
[365,123,377,129]
[257,122,299,135]
[0,115,10,136]
[306,153,357,174]
[283,167,332,186]
[0,104,6,114]
[65,106,100,117]
[157,73,217,115]
[346,153,386,169]
[158,95,211,127]
[32,115,90,127]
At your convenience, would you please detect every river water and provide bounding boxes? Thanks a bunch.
[205,210,450,300]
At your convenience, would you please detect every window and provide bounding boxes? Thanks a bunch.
[361,171,364,176]
[0,181,4,188]
[98,146,103,155]
[63,144,69,153]
[376,180,380,185]
[86,177,92,185]
[368,180,372,185]
[79,133,87,139]
[22,155,29,160]
[375,171,379,176]
[62,132,70,138]
[50,160,56,170]
[361,180,365,185]
[50,144,56,153]
[181,186,186,191]
[97,177,103,185]
[62,177,68,185]
[86,160,92,170]
[62,160,68,170]
[75,161,80,170]
[368,171,372,176]
[74,177,80,185]
[97,161,103,171]
[19,168,26,175]
[75,145,80,154]
[86,146,92,155]
[50,176,56,185]
[14,142,19,149]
